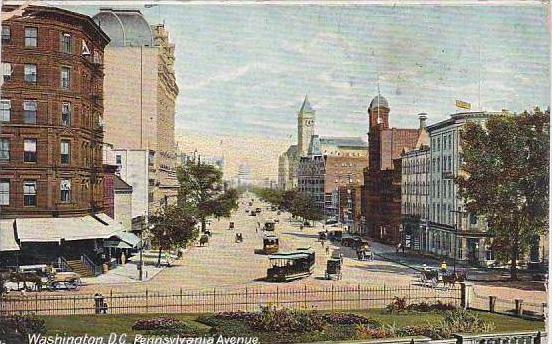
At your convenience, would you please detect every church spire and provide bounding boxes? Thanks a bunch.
[299,94,314,114]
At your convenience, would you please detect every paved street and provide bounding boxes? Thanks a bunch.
[67,194,545,305]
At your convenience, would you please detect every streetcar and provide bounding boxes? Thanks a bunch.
[266,250,315,282]
[263,235,279,254]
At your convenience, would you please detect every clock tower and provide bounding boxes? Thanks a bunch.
[298,95,315,156]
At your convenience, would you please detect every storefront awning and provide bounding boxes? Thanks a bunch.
[0,219,20,251]
[95,213,141,248]
[15,214,120,243]
[104,239,134,249]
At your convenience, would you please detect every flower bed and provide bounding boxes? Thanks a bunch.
[131,317,201,335]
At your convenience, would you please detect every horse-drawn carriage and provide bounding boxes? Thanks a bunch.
[199,234,209,246]
[325,258,342,280]
[263,235,279,254]
[266,249,315,282]
[356,244,373,261]
[264,221,275,232]
[419,268,467,288]
[318,231,327,241]
[235,233,243,243]
[3,270,81,292]
[228,222,235,230]
[328,230,343,242]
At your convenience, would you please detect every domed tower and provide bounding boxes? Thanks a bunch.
[298,95,315,156]
[368,95,390,131]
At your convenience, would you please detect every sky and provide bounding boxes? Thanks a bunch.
[69,2,550,180]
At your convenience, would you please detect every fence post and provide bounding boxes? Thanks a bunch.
[331,285,334,311]
[459,282,473,309]
[357,284,361,310]
[303,284,307,310]
[179,288,183,313]
[145,289,149,314]
[35,294,38,314]
[213,288,216,313]
[245,287,248,312]
[276,286,279,309]
[515,299,523,316]
[489,296,496,313]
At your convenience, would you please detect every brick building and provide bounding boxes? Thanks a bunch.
[0,6,138,270]
[362,95,421,244]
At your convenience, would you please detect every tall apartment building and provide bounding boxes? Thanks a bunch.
[400,114,430,250]
[93,9,179,216]
[0,6,137,269]
[426,112,499,266]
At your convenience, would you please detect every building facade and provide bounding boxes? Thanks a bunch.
[0,6,137,268]
[93,9,179,214]
[400,114,430,250]
[278,96,314,190]
[426,112,498,266]
[362,95,421,243]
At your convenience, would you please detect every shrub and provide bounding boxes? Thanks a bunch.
[0,314,46,344]
[385,297,457,314]
[131,317,197,335]
[321,312,380,326]
[248,305,326,333]
[397,309,495,340]
[354,324,390,339]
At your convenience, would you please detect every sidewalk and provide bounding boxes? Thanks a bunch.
[81,251,179,285]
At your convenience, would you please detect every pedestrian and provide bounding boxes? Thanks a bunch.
[340,253,344,264]
[321,240,324,247]
[325,246,330,255]
[255,226,258,233]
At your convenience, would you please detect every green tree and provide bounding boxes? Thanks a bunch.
[290,192,324,225]
[177,160,239,231]
[456,108,549,280]
[252,187,284,207]
[149,204,198,266]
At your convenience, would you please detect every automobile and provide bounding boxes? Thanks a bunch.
[250,212,257,216]
[325,218,338,225]
[228,222,235,230]
[266,250,315,282]
[328,230,343,241]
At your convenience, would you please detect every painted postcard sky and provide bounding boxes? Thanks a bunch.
[72,3,550,180]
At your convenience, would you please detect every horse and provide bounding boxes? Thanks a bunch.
[199,234,209,246]
[9,272,44,291]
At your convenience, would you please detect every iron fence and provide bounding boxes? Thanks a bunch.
[0,284,460,316]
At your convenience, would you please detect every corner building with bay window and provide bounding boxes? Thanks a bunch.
[0,6,137,272]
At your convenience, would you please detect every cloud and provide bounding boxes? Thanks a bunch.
[179,64,253,91]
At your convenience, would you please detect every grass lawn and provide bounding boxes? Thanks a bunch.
[40,310,544,343]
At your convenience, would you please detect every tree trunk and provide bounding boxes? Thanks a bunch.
[201,217,206,232]
[510,241,519,281]
[157,246,162,267]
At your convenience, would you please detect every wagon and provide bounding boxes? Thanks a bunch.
[263,235,279,254]
[325,258,342,280]
[46,272,81,291]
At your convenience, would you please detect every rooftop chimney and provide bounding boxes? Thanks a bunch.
[418,113,427,129]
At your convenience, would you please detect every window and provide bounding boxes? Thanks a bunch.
[60,179,71,203]
[2,63,12,82]
[24,64,37,83]
[23,100,37,124]
[1,25,10,43]
[0,100,10,122]
[0,180,9,205]
[60,67,70,89]
[23,139,37,163]
[437,157,440,172]
[437,138,440,150]
[61,33,72,53]
[470,214,478,225]
[61,103,71,126]
[0,139,8,161]
[23,181,37,206]
[24,27,37,47]
[60,140,70,164]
